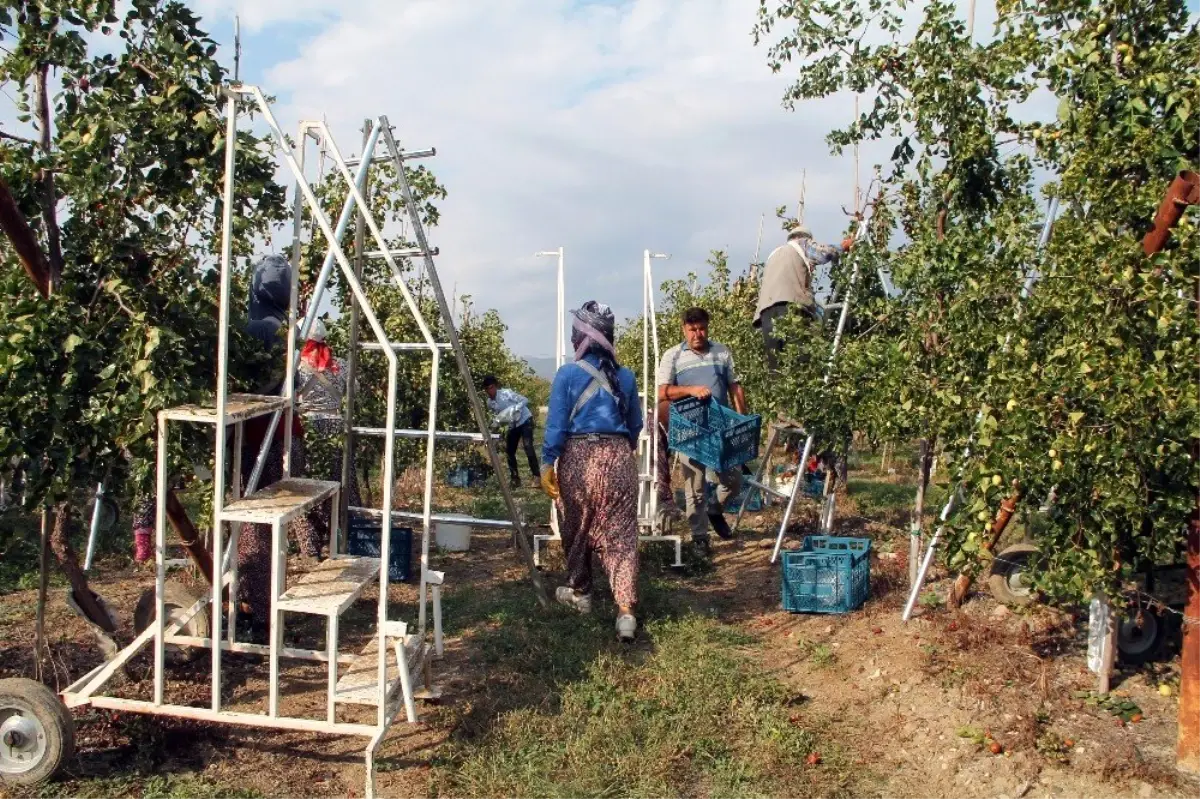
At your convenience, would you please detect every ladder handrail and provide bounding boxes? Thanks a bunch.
[378,118,550,609]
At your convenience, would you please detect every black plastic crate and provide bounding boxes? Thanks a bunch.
[346,516,412,583]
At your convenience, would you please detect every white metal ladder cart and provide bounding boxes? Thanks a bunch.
[531,249,683,567]
[58,84,547,799]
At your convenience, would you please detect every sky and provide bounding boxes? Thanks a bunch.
[22,0,1194,362]
[185,0,908,361]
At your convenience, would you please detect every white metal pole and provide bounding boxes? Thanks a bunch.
[536,247,565,535]
[418,352,440,638]
[299,122,382,342]
[83,482,103,572]
[153,419,168,705]
[209,88,239,712]
[557,248,565,367]
[646,252,669,525]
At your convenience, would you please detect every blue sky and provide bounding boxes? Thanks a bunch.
[182,0,1196,360]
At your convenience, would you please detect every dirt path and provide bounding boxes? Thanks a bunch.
[1,484,1196,798]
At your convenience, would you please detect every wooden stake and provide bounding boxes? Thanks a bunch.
[1179,503,1199,773]
[35,508,50,681]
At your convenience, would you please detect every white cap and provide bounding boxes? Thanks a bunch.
[787,223,812,239]
[307,318,327,342]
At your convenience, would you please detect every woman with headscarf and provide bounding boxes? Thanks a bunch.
[541,301,644,641]
[296,318,361,540]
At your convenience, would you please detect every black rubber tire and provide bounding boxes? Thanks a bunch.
[987,543,1040,606]
[133,583,210,665]
[0,677,74,786]
[1116,604,1169,666]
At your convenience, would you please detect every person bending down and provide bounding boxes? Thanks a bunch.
[541,301,644,642]
[483,375,541,487]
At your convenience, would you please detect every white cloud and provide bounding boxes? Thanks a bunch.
[197,0,944,358]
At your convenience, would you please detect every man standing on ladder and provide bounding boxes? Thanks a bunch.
[483,375,541,487]
[754,223,854,373]
[655,307,748,554]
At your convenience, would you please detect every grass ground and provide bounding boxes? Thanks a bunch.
[0,442,1194,799]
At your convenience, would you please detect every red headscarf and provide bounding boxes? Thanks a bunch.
[301,339,338,373]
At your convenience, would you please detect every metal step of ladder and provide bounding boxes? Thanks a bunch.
[335,627,427,709]
[160,393,288,424]
[220,478,340,526]
[276,555,380,616]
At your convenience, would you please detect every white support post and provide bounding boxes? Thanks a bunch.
[153,416,168,706]
[228,422,244,645]
[83,482,103,572]
[210,88,239,713]
[326,615,339,724]
[268,520,283,718]
[418,352,440,638]
[644,251,669,530]
[536,247,565,537]
[432,583,444,658]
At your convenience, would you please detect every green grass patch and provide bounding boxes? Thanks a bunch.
[429,615,859,798]
[27,774,263,799]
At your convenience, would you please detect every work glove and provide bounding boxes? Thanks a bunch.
[541,465,560,501]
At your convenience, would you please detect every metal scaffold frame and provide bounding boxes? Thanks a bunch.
[56,84,546,799]
[531,249,683,567]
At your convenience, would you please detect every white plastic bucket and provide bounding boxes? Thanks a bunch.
[435,515,473,552]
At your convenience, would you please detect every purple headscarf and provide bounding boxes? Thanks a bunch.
[571,300,616,361]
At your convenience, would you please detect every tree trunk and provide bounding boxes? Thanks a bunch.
[165,488,213,584]
[49,501,116,633]
[910,438,933,587]
[32,61,64,284]
[1178,504,1199,773]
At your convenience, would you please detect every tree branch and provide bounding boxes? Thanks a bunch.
[0,128,38,146]
[0,170,52,298]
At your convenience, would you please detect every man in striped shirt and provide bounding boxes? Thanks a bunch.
[654,307,748,551]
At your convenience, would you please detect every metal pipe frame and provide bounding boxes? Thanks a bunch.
[217,86,405,729]
[535,247,564,537]
[308,118,443,721]
[377,117,551,609]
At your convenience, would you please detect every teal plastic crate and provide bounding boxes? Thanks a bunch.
[781,535,870,614]
[668,396,761,472]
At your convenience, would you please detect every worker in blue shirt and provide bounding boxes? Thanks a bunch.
[540,301,644,641]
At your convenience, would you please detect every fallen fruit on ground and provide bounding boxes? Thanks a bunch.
[806,752,822,766]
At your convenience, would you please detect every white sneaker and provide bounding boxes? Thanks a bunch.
[555,586,592,614]
[616,614,637,641]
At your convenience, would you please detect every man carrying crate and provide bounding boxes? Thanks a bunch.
[655,307,748,552]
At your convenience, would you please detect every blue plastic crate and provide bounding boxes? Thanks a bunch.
[781,535,871,614]
[668,396,762,472]
[346,516,412,583]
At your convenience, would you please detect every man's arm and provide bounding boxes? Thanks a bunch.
[805,239,844,266]
[729,383,747,415]
[658,383,708,402]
